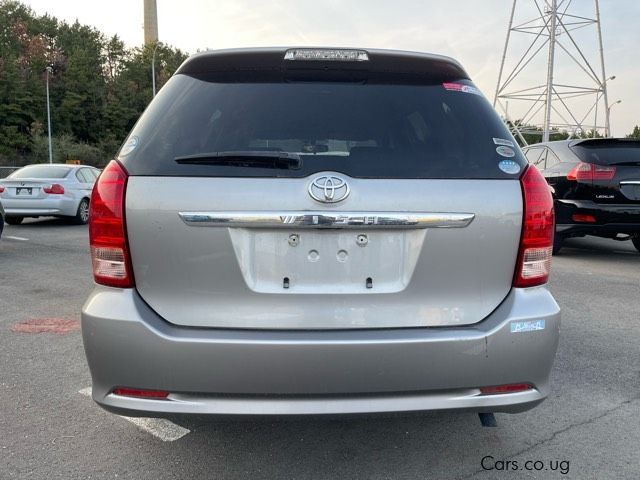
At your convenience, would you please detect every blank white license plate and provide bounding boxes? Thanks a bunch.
[228,229,426,294]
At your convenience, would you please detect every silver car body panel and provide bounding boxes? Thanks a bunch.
[81,285,560,416]
[0,165,96,217]
[126,175,523,328]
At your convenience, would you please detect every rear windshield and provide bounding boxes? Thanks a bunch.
[120,74,526,178]
[9,165,71,179]
[570,141,640,166]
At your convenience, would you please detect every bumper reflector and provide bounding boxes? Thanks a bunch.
[480,383,533,395]
[112,388,169,399]
[572,214,596,223]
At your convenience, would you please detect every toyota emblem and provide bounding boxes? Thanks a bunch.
[308,175,350,203]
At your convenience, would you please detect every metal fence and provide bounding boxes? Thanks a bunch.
[0,166,20,178]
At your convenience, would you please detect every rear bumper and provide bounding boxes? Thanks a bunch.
[556,199,640,236]
[1,197,77,217]
[81,287,560,416]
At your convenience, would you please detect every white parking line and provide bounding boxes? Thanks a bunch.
[79,387,92,396]
[79,387,191,442]
[4,235,29,241]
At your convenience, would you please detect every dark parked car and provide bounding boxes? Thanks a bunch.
[522,139,640,254]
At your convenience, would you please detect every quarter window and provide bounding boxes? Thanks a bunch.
[524,147,547,168]
[545,148,561,169]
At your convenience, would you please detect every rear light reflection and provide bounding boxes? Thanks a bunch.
[112,387,169,399]
[567,162,616,181]
[513,165,554,288]
[43,183,65,194]
[480,383,533,395]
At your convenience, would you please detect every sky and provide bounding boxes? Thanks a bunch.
[21,0,640,136]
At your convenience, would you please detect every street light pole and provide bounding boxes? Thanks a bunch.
[595,76,615,137]
[606,100,622,137]
[151,42,159,98]
[45,66,53,164]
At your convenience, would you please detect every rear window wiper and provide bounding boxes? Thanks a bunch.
[174,151,301,169]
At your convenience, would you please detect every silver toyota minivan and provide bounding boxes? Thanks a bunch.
[82,48,560,418]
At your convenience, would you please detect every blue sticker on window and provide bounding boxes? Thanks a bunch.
[511,320,545,333]
[498,159,521,174]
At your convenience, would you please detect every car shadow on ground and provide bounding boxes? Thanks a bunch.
[154,411,508,478]
[6,217,85,228]
[557,237,638,261]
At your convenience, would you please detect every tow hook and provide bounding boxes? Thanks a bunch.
[478,412,498,427]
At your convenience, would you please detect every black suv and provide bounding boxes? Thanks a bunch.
[523,138,640,253]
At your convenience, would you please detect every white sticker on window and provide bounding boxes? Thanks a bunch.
[493,138,515,147]
[510,320,545,333]
[119,136,139,157]
[496,145,516,158]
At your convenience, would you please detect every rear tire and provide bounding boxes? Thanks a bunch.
[73,198,90,225]
[5,216,24,225]
[552,232,564,255]
[632,236,640,253]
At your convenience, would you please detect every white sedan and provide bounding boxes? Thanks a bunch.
[0,164,100,225]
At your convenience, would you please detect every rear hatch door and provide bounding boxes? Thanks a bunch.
[121,53,526,330]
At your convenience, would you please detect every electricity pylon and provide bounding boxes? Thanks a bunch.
[493,0,612,144]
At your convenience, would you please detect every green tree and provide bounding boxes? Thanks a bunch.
[626,126,640,139]
[505,120,569,146]
[0,0,188,166]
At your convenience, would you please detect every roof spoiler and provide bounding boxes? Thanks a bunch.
[570,138,640,148]
[175,47,469,83]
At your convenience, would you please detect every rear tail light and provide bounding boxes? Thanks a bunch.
[0,185,4,193]
[480,383,533,395]
[112,387,169,399]
[43,183,65,194]
[514,165,554,288]
[567,162,616,181]
[89,160,135,287]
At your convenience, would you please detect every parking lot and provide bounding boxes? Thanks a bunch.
[1,218,638,479]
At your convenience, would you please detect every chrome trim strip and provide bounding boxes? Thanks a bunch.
[178,211,475,229]
[620,180,640,185]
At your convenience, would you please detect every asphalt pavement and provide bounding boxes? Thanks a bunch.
[1,217,639,479]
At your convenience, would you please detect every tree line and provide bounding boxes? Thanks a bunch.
[507,121,640,146]
[0,0,187,166]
